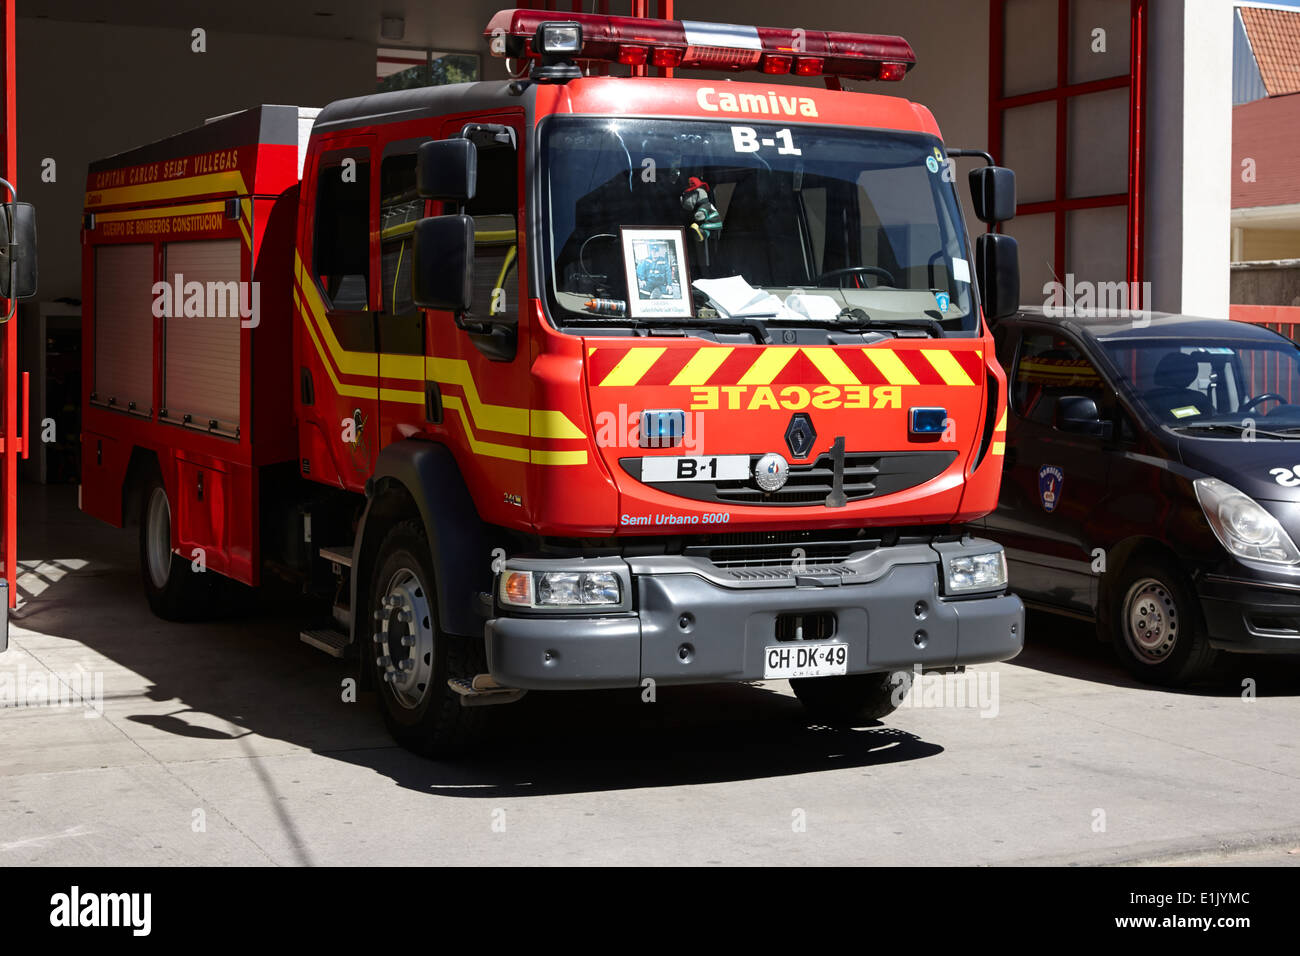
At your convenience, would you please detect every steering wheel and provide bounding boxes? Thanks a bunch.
[1240,393,1289,414]
[816,266,897,289]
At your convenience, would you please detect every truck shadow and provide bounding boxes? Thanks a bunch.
[9,513,944,797]
[1014,609,1300,696]
[372,687,943,798]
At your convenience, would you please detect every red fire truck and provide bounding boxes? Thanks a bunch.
[81,9,1025,755]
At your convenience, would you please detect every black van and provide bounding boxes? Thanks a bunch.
[983,309,1300,685]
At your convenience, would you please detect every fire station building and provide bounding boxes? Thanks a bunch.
[0,0,1251,493]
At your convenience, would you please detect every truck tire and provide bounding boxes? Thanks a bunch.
[139,475,216,621]
[367,519,488,757]
[1111,558,1219,686]
[790,669,912,725]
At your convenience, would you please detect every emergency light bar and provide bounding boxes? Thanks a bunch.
[484,8,915,82]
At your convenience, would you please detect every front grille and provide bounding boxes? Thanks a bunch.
[682,529,878,570]
[621,450,956,507]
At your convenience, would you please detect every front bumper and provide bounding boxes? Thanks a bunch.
[485,539,1024,690]
[1199,573,1300,653]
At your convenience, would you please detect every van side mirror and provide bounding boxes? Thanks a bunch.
[969,166,1016,224]
[1055,394,1113,439]
[975,232,1019,322]
[417,139,477,202]
[412,214,473,313]
[0,202,38,301]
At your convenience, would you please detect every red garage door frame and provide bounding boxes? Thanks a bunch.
[988,0,1147,289]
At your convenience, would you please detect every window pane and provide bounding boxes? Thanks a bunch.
[1066,87,1129,198]
[1013,330,1105,424]
[1003,0,1059,96]
[377,48,479,91]
[1001,100,1057,204]
[1002,211,1055,306]
[1066,205,1128,293]
[314,159,370,311]
[1069,0,1132,85]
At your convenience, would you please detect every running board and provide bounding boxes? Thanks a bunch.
[319,545,353,570]
[300,627,351,658]
[448,674,527,707]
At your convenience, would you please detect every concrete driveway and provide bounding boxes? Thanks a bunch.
[3,487,1299,866]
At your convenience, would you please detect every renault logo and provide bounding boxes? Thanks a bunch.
[785,413,816,459]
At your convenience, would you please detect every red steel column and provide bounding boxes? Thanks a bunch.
[1,0,16,610]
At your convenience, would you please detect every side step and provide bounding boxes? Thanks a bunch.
[448,674,527,707]
[319,545,353,570]
[300,627,351,658]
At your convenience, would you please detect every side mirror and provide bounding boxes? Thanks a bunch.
[412,214,473,313]
[417,139,477,202]
[1055,394,1112,439]
[969,166,1016,224]
[0,202,38,300]
[975,232,1019,322]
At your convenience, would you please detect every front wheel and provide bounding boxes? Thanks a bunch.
[790,669,912,725]
[1111,558,1219,686]
[368,519,489,757]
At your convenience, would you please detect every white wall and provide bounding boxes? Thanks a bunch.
[1147,0,1234,317]
[15,17,375,301]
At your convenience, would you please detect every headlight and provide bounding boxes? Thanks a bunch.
[1194,477,1300,564]
[499,569,622,608]
[945,550,1008,593]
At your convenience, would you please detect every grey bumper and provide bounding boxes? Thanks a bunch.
[485,539,1024,690]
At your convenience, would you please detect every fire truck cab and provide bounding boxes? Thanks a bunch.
[82,9,1025,756]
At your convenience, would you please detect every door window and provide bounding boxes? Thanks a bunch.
[1012,330,1106,426]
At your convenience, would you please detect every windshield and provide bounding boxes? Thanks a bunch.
[540,116,977,336]
[1101,335,1300,435]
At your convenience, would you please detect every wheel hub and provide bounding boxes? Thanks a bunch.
[1124,578,1178,663]
[373,568,435,709]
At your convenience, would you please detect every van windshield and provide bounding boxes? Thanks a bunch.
[539,116,976,336]
[1101,336,1300,437]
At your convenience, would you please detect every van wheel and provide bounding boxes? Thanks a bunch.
[368,520,488,757]
[1112,558,1219,686]
[791,670,912,725]
[139,475,214,621]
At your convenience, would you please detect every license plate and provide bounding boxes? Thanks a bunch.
[641,455,749,482]
[763,642,849,679]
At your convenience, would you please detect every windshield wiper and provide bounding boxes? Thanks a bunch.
[1172,422,1300,439]
[827,309,943,338]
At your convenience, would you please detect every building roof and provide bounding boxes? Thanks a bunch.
[1240,6,1300,97]
[1233,91,1300,209]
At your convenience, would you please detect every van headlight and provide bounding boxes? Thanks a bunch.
[499,569,622,608]
[945,550,1008,593]
[1194,477,1300,564]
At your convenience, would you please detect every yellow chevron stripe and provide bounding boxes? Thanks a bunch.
[997,408,1007,430]
[379,387,424,405]
[803,347,859,385]
[85,170,249,209]
[670,347,733,386]
[862,347,918,386]
[738,346,797,386]
[921,349,976,386]
[600,347,666,387]
[295,257,378,378]
[294,288,378,400]
[991,441,1005,455]
[530,448,588,465]
[530,410,585,440]
[426,357,528,435]
[441,396,530,463]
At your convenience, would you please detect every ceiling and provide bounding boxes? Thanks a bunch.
[17,0,518,50]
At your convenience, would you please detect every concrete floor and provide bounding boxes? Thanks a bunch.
[3,484,1300,866]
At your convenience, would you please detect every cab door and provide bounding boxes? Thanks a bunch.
[301,133,379,489]
[985,325,1111,614]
